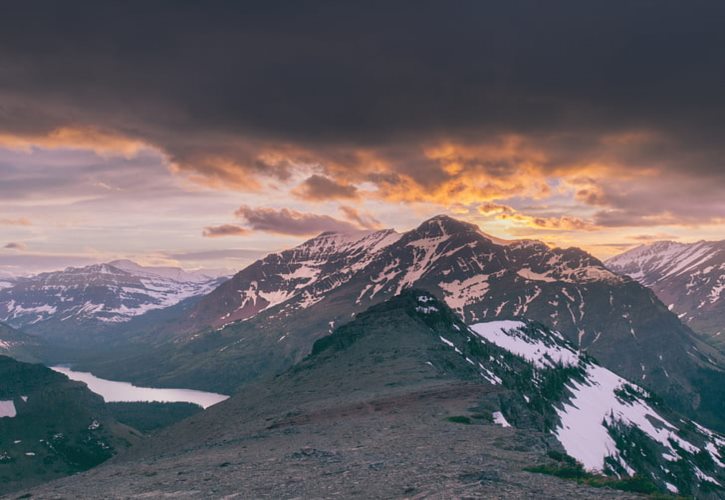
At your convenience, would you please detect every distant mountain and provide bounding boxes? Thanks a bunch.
[83,216,724,432]
[0,261,228,339]
[17,292,723,498]
[0,271,16,290]
[607,240,725,349]
[0,356,139,494]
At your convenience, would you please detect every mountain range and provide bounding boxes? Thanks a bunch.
[1,215,724,498]
[64,216,724,433]
[0,260,228,340]
[607,240,725,350]
[13,292,724,498]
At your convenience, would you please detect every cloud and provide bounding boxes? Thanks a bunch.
[474,202,598,232]
[0,127,148,159]
[338,205,381,230]
[629,233,680,242]
[202,224,250,238]
[1,2,724,231]
[165,249,268,261]
[478,203,516,216]
[3,242,27,250]
[293,175,358,201]
[232,206,361,236]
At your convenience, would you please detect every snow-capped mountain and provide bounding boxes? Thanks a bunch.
[101,215,722,432]
[607,240,725,348]
[188,216,626,332]
[0,261,228,337]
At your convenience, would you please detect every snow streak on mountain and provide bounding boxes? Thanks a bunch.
[176,216,721,415]
[607,240,725,347]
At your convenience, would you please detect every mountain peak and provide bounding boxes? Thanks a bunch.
[417,214,478,235]
[415,215,516,246]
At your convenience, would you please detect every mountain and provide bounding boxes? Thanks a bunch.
[15,292,723,498]
[0,322,40,362]
[0,356,139,494]
[607,240,725,349]
[83,215,724,431]
[0,260,228,340]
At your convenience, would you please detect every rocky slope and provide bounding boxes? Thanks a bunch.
[607,240,725,349]
[0,356,139,494]
[0,322,40,362]
[16,292,723,498]
[83,216,723,431]
[0,260,227,340]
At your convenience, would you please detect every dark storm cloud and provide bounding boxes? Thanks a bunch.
[293,175,358,201]
[3,242,26,250]
[232,206,360,236]
[1,1,724,223]
[202,224,250,238]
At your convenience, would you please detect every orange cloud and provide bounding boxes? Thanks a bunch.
[293,175,358,201]
[473,202,598,232]
[338,205,381,230]
[498,212,598,231]
[477,202,516,216]
[0,127,149,158]
[4,124,722,232]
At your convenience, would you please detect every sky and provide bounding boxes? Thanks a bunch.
[1,1,724,274]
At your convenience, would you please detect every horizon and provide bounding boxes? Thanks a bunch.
[1,213,718,276]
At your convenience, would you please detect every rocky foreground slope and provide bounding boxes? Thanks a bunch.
[607,240,725,350]
[16,292,724,499]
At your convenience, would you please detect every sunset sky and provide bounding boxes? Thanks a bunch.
[1,2,724,274]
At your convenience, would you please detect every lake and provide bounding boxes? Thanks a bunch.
[50,366,229,409]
